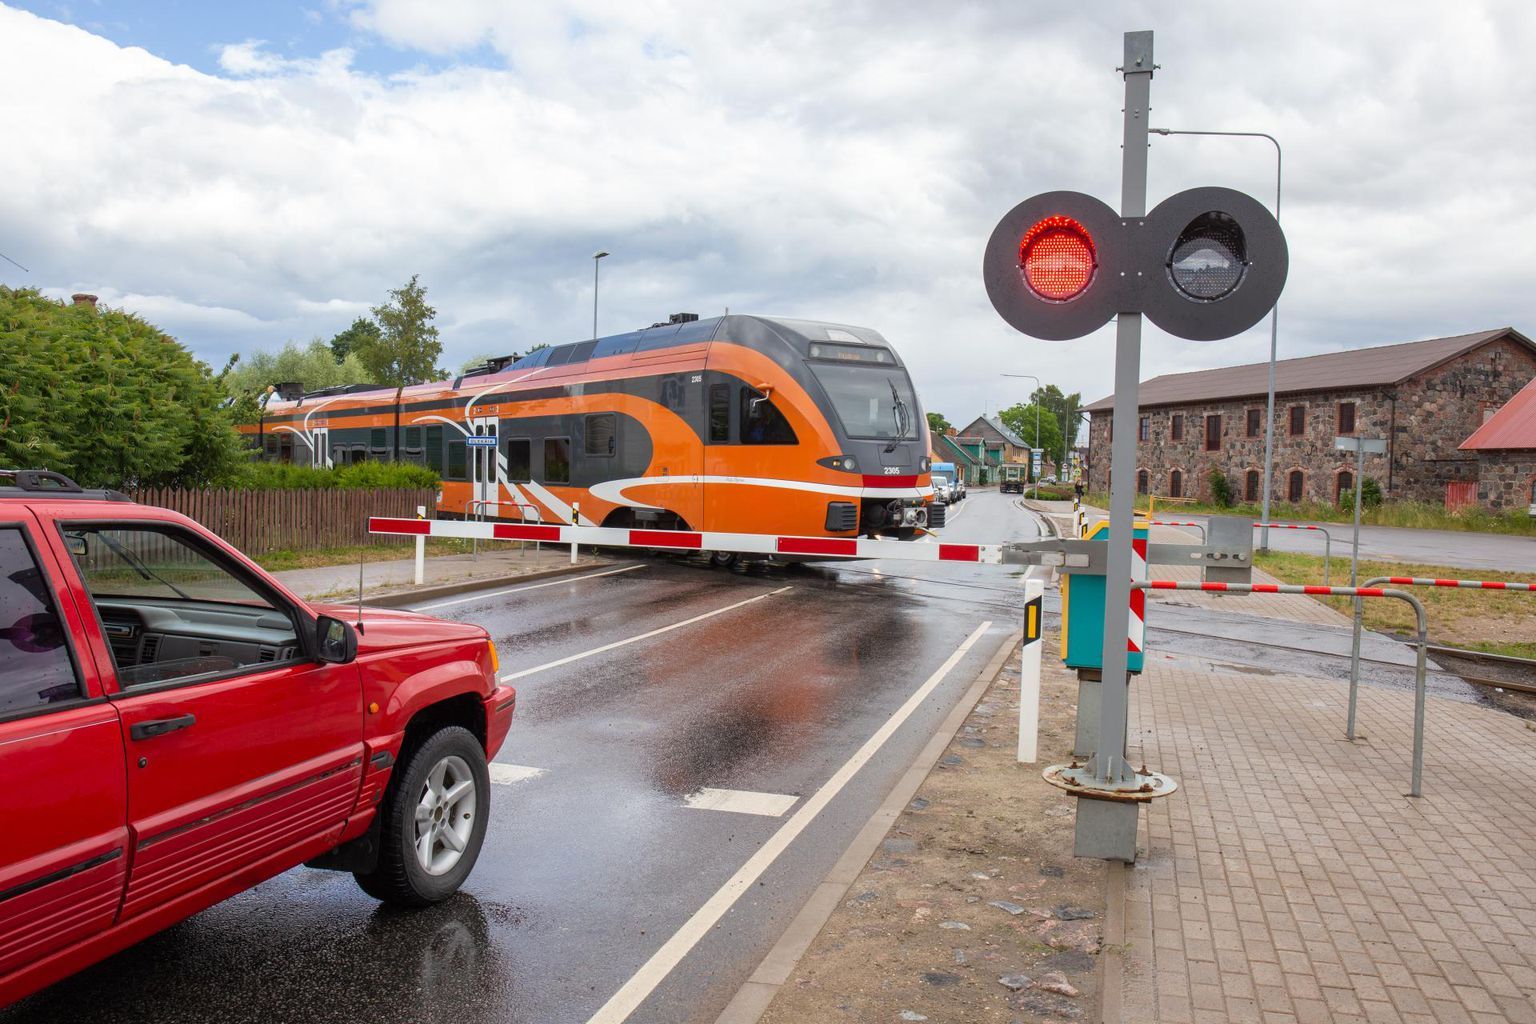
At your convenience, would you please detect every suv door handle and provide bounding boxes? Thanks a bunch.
[130,714,196,741]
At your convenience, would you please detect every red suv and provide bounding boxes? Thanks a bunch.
[0,471,515,1007]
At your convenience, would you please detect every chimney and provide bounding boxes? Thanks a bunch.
[71,293,99,312]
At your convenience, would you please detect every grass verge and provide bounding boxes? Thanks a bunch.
[1255,551,1536,659]
[253,537,479,573]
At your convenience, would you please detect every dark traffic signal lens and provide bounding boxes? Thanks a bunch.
[1167,211,1247,300]
[1020,216,1096,301]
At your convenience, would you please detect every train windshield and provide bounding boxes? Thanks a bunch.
[809,353,919,441]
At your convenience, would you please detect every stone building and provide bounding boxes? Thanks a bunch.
[1083,328,1536,505]
[1460,376,1536,512]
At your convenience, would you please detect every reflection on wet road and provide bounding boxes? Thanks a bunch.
[2,491,1043,1024]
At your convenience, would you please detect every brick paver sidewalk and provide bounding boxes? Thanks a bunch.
[1117,659,1536,1023]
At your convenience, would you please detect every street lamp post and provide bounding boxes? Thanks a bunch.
[592,250,610,340]
[1000,373,1043,497]
[1149,128,1281,549]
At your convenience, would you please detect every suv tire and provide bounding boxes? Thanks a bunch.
[355,726,490,907]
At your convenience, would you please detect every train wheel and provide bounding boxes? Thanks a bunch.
[709,551,739,568]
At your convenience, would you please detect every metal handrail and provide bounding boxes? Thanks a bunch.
[1148,519,1207,543]
[1348,574,1536,753]
[1139,579,1429,797]
[1253,521,1333,585]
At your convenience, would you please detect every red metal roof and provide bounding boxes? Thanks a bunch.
[1461,377,1536,451]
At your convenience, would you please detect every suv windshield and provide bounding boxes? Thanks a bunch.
[810,362,919,441]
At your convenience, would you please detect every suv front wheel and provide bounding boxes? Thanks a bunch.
[355,726,491,907]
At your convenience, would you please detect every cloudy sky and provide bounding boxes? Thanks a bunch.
[2,1,1533,423]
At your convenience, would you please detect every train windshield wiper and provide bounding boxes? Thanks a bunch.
[884,378,910,452]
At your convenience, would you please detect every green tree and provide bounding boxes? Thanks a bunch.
[222,337,372,406]
[358,275,441,386]
[0,287,247,489]
[998,402,1064,475]
[926,411,952,434]
[329,316,380,364]
[1024,383,1083,468]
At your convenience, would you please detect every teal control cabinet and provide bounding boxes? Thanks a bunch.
[1060,519,1146,674]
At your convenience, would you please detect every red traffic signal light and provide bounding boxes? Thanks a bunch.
[1020,215,1097,301]
[983,186,1287,342]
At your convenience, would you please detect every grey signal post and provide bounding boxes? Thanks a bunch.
[1074,31,1158,861]
[1335,435,1387,587]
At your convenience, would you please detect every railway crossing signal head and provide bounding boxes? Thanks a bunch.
[983,186,1287,342]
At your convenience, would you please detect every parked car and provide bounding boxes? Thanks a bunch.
[0,470,515,1007]
[931,462,961,503]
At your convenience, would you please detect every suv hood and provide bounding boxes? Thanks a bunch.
[309,603,488,653]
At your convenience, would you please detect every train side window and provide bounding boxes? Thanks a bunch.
[264,436,278,461]
[584,414,616,457]
[544,438,572,484]
[424,426,444,474]
[447,440,467,481]
[741,388,797,445]
[277,433,295,464]
[709,384,731,443]
[506,438,532,482]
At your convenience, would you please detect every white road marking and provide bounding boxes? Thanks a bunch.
[489,763,547,785]
[683,787,798,818]
[943,499,968,525]
[583,619,995,1024]
[413,564,645,611]
[499,586,793,683]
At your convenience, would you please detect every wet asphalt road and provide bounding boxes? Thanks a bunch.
[2,491,1041,1024]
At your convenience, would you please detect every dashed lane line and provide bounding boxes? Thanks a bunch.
[583,618,996,1024]
[498,586,793,683]
[413,564,646,612]
[683,788,798,818]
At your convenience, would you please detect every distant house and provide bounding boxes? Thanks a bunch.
[958,416,1032,466]
[1460,377,1536,511]
[1083,328,1536,505]
[930,431,984,484]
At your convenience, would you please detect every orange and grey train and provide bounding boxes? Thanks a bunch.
[243,314,943,550]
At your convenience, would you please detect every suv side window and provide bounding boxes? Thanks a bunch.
[62,524,301,690]
[0,527,82,715]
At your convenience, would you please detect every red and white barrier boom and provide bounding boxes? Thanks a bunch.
[369,516,1007,565]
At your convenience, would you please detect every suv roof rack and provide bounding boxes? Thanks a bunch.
[0,469,134,502]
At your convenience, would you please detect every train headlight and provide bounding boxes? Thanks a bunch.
[919,456,932,472]
[816,455,860,473]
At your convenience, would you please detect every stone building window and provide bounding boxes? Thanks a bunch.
[1336,470,1353,504]
[1137,469,1149,494]
[1288,405,1306,436]
[1204,415,1222,452]
[1246,408,1262,437]
[1245,469,1260,502]
[1170,469,1183,498]
[1171,414,1184,441]
[1139,416,1150,442]
[1288,469,1304,502]
[1338,401,1356,435]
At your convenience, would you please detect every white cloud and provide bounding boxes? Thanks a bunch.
[1,0,1534,424]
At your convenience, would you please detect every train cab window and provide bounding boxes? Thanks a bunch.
[741,388,797,445]
[584,414,616,457]
[447,440,467,481]
[0,528,80,715]
[543,438,572,484]
[709,384,731,443]
[506,438,531,482]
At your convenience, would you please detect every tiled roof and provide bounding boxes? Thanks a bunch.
[1085,328,1530,412]
[1461,377,1536,451]
[986,416,1030,448]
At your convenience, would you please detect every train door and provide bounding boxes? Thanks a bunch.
[468,417,498,519]
[311,427,330,468]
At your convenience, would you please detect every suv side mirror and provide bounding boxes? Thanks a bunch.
[317,616,358,664]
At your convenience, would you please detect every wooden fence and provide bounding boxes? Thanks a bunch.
[130,487,437,555]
